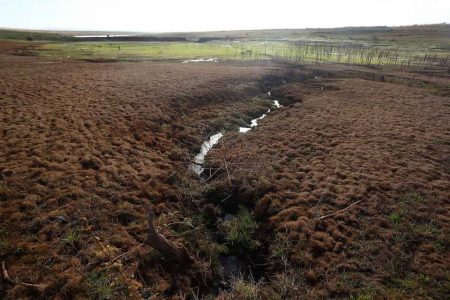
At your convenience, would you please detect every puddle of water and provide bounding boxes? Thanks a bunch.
[250,111,268,127]
[223,213,235,221]
[220,255,245,279]
[182,58,219,63]
[189,132,223,175]
[273,100,282,108]
[238,111,267,133]
[239,100,281,133]
[74,35,131,38]
[239,127,251,133]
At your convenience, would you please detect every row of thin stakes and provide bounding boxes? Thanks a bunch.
[224,41,449,68]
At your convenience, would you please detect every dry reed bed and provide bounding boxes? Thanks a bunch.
[207,75,450,298]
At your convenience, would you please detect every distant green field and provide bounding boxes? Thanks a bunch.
[0,29,66,41]
[37,42,237,60]
[2,25,449,68]
[35,40,449,68]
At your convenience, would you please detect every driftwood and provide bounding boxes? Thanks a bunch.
[144,204,193,266]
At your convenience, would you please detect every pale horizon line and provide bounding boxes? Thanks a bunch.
[1,22,448,35]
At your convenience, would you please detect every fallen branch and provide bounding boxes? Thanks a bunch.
[144,204,193,266]
[202,166,223,182]
[223,159,232,184]
[2,261,10,281]
[106,242,145,267]
[2,261,44,288]
[319,200,362,220]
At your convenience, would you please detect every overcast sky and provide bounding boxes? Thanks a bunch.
[0,0,449,32]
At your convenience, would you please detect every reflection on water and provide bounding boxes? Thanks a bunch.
[74,35,131,38]
[239,100,281,133]
[189,132,223,175]
[182,58,219,63]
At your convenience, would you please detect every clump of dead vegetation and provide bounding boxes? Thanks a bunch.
[202,71,450,299]
[1,56,449,299]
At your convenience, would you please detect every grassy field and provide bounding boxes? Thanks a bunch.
[35,39,449,67]
[1,25,449,68]
[37,41,238,60]
[0,29,66,41]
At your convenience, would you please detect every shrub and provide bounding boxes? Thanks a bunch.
[228,275,262,300]
[268,232,292,270]
[198,240,229,273]
[388,211,403,224]
[221,206,260,252]
[62,228,80,245]
[87,270,113,300]
[271,272,298,299]
[399,190,425,203]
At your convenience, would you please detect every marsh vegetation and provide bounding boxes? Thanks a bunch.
[0,24,449,299]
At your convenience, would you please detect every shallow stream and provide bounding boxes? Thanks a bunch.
[190,94,282,175]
